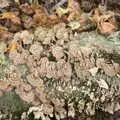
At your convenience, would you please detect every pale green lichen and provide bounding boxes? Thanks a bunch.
[0,90,30,120]
[0,53,9,66]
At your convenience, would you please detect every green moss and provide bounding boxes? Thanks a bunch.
[0,90,30,113]
[0,53,9,66]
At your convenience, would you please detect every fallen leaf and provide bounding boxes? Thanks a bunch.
[68,0,80,12]
[0,12,15,19]
[21,15,34,29]
[33,12,48,26]
[92,9,117,34]
[68,20,80,30]
[91,8,101,23]
[11,16,21,25]
[20,3,34,15]
[0,25,8,31]
[0,31,13,41]
[89,67,99,76]
[117,74,120,78]
[33,12,62,26]
[99,21,117,34]
[0,12,21,25]
[56,7,69,17]
[31,5,45,14]
[48,14,61,24]
[56,0,81,20]
[114,102,120,112]
[104,102,114,114]
[5,42,17,52]
[67,11,81,21]
[14,0,20,4]
[97,79,109,89]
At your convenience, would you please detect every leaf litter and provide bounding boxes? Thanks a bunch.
[0,0,120,120]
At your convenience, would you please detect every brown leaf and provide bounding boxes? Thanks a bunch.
[11,15,21,25]
[5,41,18,52]
[20,3,34,15]
[55,0,80,20]
[91,8,101,23]
[99,21,117,34]
[21,15,34,29]
[8,23,22,32]
[92,9,117,34]
[33,6,46,14]
[33,12,62,26]
[33,12,48,26]
[0,12,14,19]
[0,31,13,41]
[49,14,61,24]
[0,12,21,25]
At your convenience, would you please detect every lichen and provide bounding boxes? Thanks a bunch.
[0,24,120,119]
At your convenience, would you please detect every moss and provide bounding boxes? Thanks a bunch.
[0,90,30,113]
[0,53,8,66]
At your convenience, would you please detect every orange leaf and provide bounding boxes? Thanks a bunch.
[0,31,13,41]
[0,12,21,25]
[91,9,117,34]
[49,14,61,24]
[5,42,17,52]
[99,22,117,34]
[0,12,15,19]
[0,27,8,33]
[33,13,48,26]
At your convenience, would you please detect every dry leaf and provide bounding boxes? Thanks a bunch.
[91,8,101,23]
[89,67,99,76]
[56,7,69,17]
[33,5,52,26]
[97,79,109,89]
[34,12,61,26]
[92,9,117,34]
[68,20,80,30]
[48,14,61,24]
[20,3,34,15]
[104,102,114,114]
[14,0,20,4]
[31,5,45,14]
[0,31,13,41]
[99,21,117,34]
[0,12,15,19]
[56,0,81,20]
[68,11,81,21]
[33,13,48,26]
[0,25,8,32]
[0,0,11,8]
[11,15,21,25]
[0,12,21,25]
[21,15,34,29]
[5,42,17,52]
[68,0,80,12]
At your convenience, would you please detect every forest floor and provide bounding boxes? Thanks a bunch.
[0,0,120,120]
